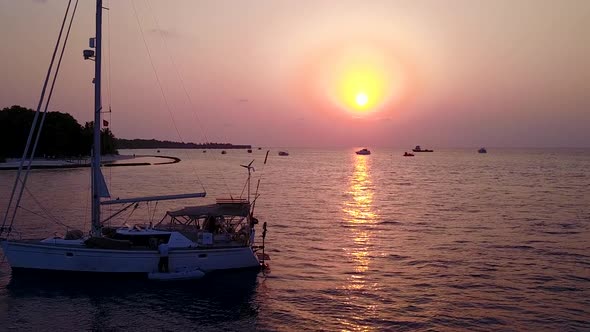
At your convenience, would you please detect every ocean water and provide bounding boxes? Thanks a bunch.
[0,148,589,331]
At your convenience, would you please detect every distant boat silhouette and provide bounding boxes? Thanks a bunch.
[278,151,289,156]
[403,152,414,157]
[247,149,252,153]
[221,150,227,154]
[356,148,371,155]
[412,145,433,152]
[478,147,487,153]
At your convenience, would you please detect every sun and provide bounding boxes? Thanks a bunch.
[355,92,368,107]
[335,63,388,114]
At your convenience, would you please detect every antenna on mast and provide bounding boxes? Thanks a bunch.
[251,150,270,217]
[240,160,255,203]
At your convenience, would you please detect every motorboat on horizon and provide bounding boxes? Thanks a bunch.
[478,147,487,153]
[355,148,371,155]
[412,145,433,152]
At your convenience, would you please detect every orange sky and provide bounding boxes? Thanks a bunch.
[0,0,589,147]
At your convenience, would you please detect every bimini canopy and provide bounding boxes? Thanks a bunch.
[167,203,250,218]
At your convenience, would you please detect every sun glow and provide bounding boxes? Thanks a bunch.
[355,92,368,107]
[296,43,411,118]
[337,65,386,113]
[326,46,406,115]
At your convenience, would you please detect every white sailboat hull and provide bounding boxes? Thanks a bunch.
[1,240,260,274]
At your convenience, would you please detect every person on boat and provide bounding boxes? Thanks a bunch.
[158,240,169,273]
[204,215,218,233]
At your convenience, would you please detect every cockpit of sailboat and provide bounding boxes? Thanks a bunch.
[157,199,256,247]
[94,199,257,250]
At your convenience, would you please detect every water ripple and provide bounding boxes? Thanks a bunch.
[1,148,589,331]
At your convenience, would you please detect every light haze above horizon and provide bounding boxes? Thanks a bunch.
[1,0,589,148]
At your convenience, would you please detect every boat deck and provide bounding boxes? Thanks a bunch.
[4,238,251,251]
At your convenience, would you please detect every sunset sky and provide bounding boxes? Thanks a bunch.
[0,0,588,147]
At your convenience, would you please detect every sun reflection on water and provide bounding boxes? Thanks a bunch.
[339,154,379,330]
[343,155,376,224]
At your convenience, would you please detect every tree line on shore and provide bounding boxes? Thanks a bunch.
[0,105,117,162]
[115,138,251,149]
[1,105,251,162]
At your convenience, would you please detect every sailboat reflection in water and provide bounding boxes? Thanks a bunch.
[0,1,268,278]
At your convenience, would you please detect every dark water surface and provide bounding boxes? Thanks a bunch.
[1,148,589,331]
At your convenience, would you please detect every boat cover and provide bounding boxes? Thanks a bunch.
[167,203,250,218]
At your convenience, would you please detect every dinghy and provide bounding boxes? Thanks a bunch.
[148,268,205,281]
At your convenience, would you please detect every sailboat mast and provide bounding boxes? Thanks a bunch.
[91,0,103,237]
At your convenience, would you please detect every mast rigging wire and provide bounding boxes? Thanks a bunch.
[1,0,74,236]
[105,0,113,221]
[6,0,80,235]
[131,0,210,195]
[130,0,180,143]
[143,0,235,197]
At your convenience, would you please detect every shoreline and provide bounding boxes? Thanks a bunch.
[0,155,180,170]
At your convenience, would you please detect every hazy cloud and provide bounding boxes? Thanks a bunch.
[149,28,181,39]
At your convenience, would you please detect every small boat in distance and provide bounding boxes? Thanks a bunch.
[221,150,227,154]
[247,149,252,153]
[412,145,433,152]
[478,147,487,153]
[356,148,371,155]
[278,151,289,156]
[403,152,414,157]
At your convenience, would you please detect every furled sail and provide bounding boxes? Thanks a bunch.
[98,168,110,198]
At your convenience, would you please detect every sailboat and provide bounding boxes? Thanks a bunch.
[0,1,267,277]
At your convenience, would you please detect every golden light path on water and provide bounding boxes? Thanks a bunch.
[340,154,378,331]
